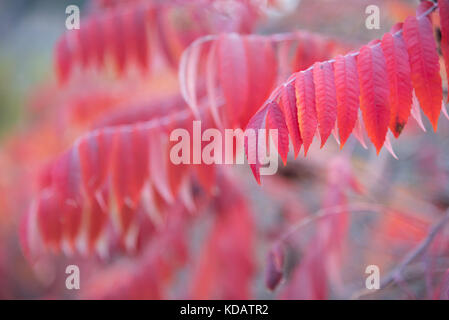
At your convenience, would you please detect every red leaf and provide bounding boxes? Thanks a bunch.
[217,34,249,128]
[381,32,413,138]
[37,191,62,250]
[105,11,127,74]
[195,163,216,194]
[313,61,337,147]
[266,101,290,165]
[86,190,109,252]
[78,130,113,196]
[125,6,149,71]
[368,39,381,46]
[293,32,318,71]
[357,45,390,153]
[205,40,222,127]
[279,81,303,157]
[167,137,190,196]
[265,244,285,291]
[391,22,403,33]
[295,70,317,156]
[155,7,179,69]
[52,150,82,245]
[403,15,442,131]
[111,127,149,233]
[90,16,105,68]
[438,0,449,101]
[55,35,72,84]
[244,36,277,127]
[190,178,254,299]
[77,26,90,67]
[334,54,360,148]
[245,104,269,184]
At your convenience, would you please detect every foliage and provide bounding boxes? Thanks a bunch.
[0,0,449,300]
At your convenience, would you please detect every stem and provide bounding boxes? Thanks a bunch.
[352,208,449,299]
[275,202,384,246]
[265,2,438,105]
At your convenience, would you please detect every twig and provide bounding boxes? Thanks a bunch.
[275,202,385,246]
[265,2,438,105]
[352,208,449,299]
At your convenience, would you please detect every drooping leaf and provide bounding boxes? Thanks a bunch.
[381,32,413,137]
[217,33,249,128]
[266,101,290,165]
[357,45,390,153]
[265,244,285,291]
[295,70,317,156]
[279,80,303,157]
[51,149,83,246]
[89,16,105,68]
[85,190,109,253]
[438,0,449,100]
[411,90,428,131]
[78,129,113,196]
[125,6,149,71]
[313,61,337,147]
[244,35,277,127]
[55,35,72,84]
[352,115,368,149]
[403,15,442,131]
[190,177,254,299]
[245,104,269,184]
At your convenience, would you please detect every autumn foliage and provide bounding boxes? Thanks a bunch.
[0,0,449,300]
[245,0,448,181]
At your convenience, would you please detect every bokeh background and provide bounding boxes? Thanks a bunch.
[1,0,449,299]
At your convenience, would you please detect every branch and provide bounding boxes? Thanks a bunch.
[352,207,449,299]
